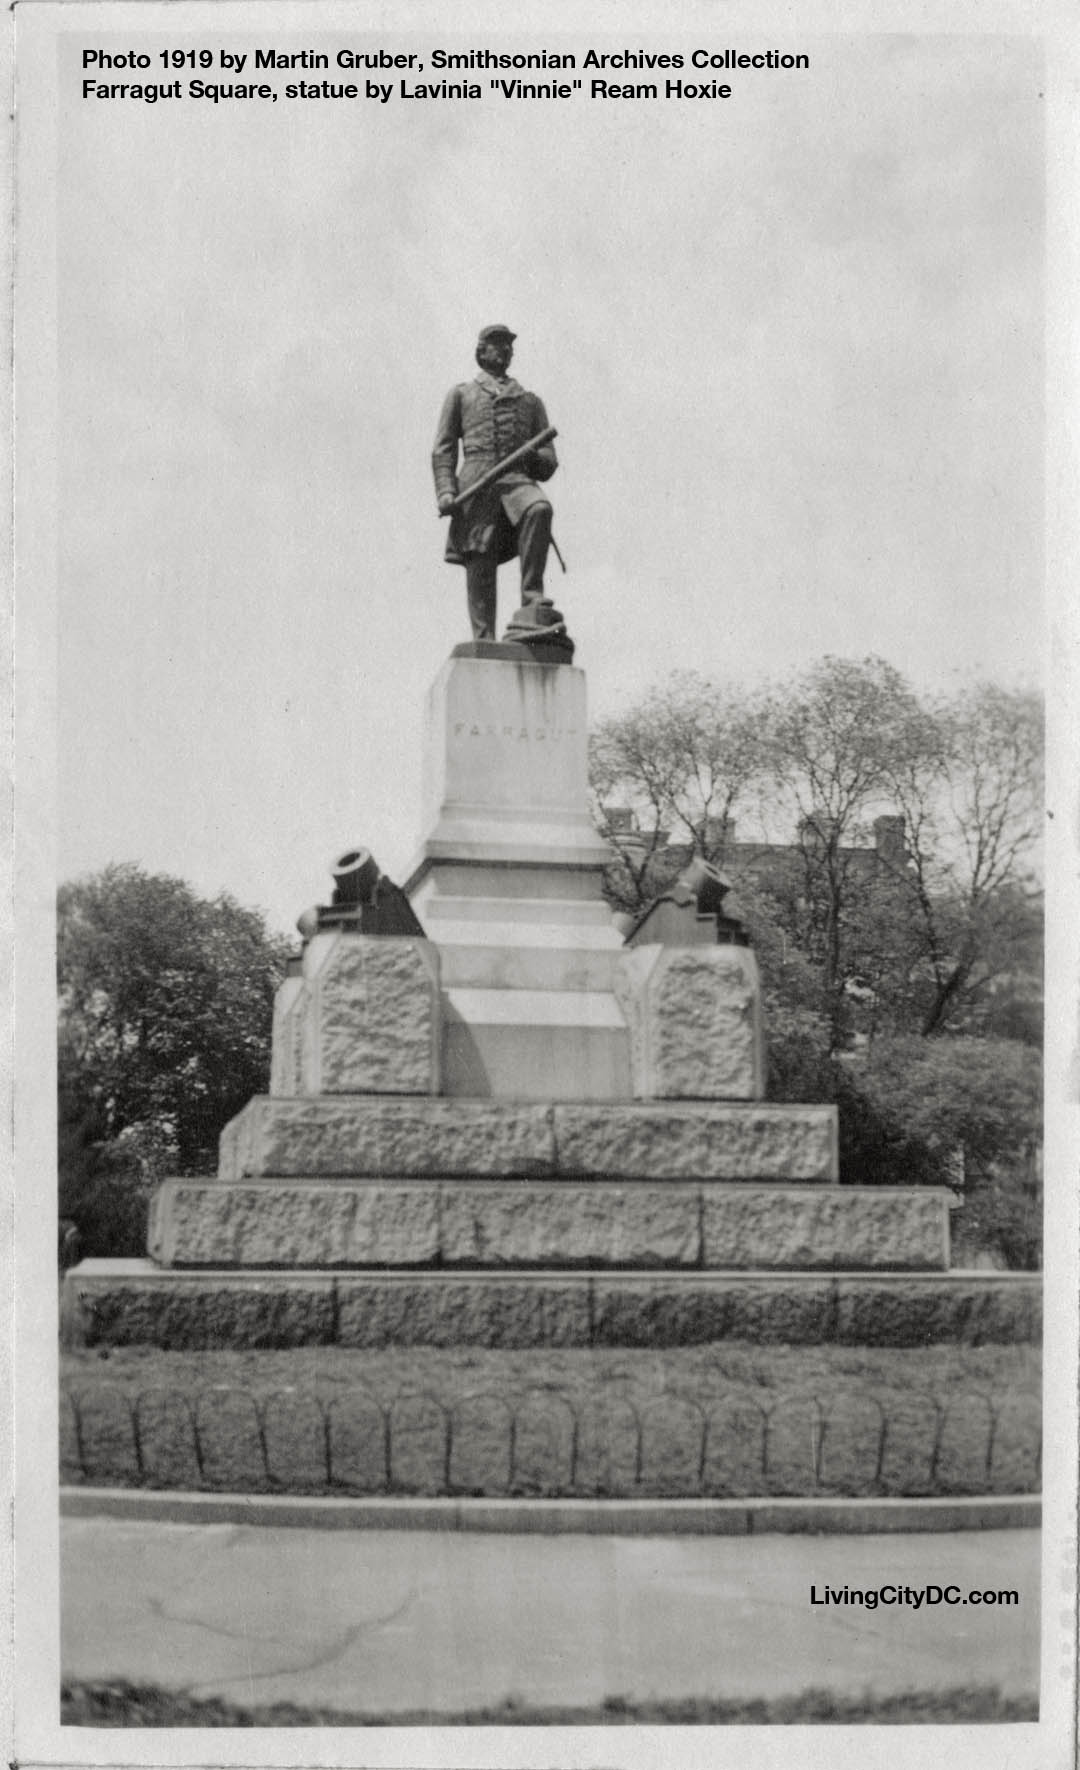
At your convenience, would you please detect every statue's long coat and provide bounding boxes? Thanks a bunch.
[432,371,557,566]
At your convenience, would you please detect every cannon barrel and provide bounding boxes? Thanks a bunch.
[332,847,381,907]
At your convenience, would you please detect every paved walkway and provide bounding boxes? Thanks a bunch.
[61,1516,1040,1717]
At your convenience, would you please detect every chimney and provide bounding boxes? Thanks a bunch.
[604,805,634,835]
[874,814,906,864]
[704,816,734,857]
[798,812,829,849]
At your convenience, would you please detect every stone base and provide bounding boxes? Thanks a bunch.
[441,991,632,1099]
[616,944,766,1101]
[149,1179,949,1271]
[272,933,441,1097]
[452,640,572,666]
[500,600,575,662]
[61,1261,1042,1350]
[217,1098,839,1182]
[403,656,635,1100]
[410,870,631,1098]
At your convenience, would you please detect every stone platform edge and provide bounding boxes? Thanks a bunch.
[149,1179,951,1271]
[60,1486,1041,1537]
[61,1261,1043,1349]
[219,1096,840,1182]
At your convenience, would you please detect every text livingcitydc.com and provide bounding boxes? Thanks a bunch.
[810,1583,1021,1611]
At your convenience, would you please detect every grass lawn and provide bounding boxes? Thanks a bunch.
[61,1339,1041,1395]
[61,1342,1041,1499]
[60,1678,1039,1726]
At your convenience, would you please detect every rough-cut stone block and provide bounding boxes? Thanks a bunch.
[835,1276,1042,1346]
[59,1262,1042,1349]
[149,1176,948,1273]
[702,1187,950,1271]
[335,1276,590,1347]
[297,934,440,1095]
[217,1097,557,1179]
[553,1102,837,1181]
[218,1100,257,1182]
[439,1182,701,1267]
[616,944,766,1100]
[60,1263,337,1350]
[591,1276,837,1345]
[148,1179,440,1268]
[269,973,305,1097]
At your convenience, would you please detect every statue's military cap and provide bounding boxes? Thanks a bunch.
[477,323,517,343]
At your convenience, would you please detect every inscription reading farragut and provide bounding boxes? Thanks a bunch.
[453,721,578,742]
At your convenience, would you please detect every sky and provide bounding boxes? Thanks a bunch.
[54,24,1046,937]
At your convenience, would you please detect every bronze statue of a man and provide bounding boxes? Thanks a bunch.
[432,325,559,644]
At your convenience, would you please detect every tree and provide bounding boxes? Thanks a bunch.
[58,1081,175,1259]
[768,673,1043,1045]
[585,660,1044,1265]
[590,659,1043,1052]
[589,671,771,913]
[878,682,1043,1037]
[843,1034,1042,1268]
[58,865,292,1234]
[759,656,935,1046]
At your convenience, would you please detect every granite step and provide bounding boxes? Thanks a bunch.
[61,1261,1042,1351]
[148,1179,951,1272]
[218,1097,839,1183]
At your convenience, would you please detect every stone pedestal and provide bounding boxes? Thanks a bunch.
[58,649,1040,1356]
[411,655,610,870]
[406,655,629,1100]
